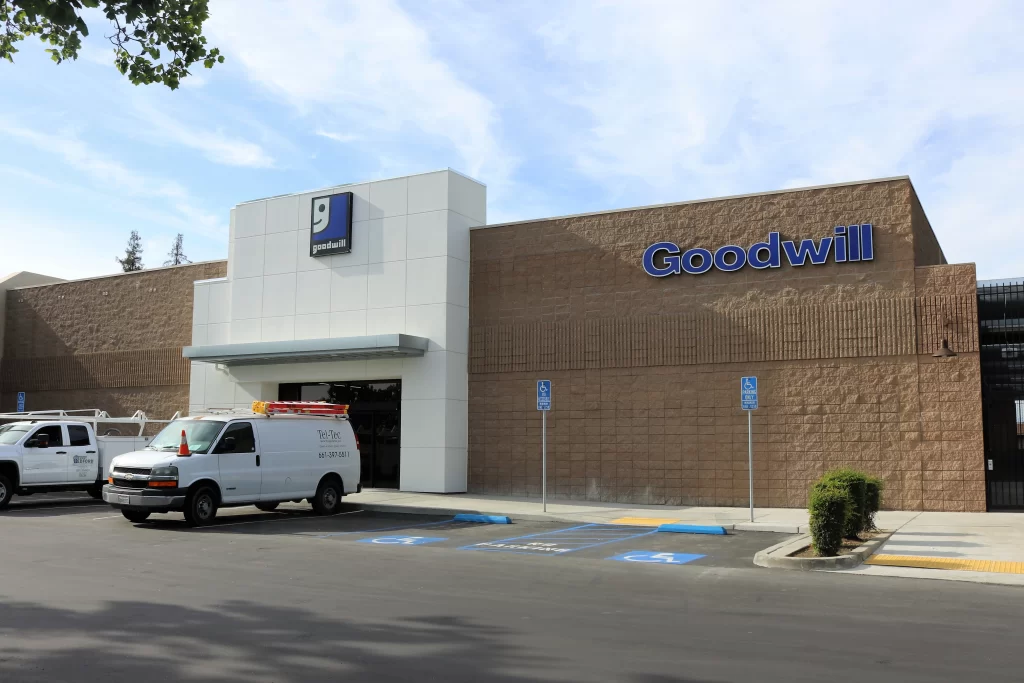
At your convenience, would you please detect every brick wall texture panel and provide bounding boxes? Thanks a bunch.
[1,261,226,418]
[468,180,985,511]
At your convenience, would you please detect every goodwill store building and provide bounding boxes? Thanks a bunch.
[1,172,1008,512]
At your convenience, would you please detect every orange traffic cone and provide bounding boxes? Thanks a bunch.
[178,429,191,456]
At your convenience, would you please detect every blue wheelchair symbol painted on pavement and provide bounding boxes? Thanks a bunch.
[607,551,706,565]
[358,536,447,546]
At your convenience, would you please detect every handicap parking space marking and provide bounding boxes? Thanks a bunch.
[460,523,659,556]
[358,536,447,546]
[607,550,706,565]
[308,518,483,539]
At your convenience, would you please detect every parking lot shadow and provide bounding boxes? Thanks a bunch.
[0,597,724,683]
[1,499,106,517]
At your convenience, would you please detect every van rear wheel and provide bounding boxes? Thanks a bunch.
[122,510,150,523]
[312,477,342,516]
[86,485,103,499]
[255,502,279,512]
[184,486,218,527]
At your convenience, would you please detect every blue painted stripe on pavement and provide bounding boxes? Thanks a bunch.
[453,513,512,524]
[657,523,727,535]
[459,523,658,555]
[314,519,452,538]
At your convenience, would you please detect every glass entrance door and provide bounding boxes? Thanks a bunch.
[277,380,401,489]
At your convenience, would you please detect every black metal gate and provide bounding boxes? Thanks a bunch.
[978,279,1024,510]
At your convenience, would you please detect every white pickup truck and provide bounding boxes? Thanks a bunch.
[0,411,170,509]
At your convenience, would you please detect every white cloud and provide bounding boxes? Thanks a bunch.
[0,120,225,241]
[530,0,1024,277]
[134,105,274,168]
[315,129,361,144]
[206,0,514,185]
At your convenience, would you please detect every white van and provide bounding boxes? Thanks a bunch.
[102,402,360,526]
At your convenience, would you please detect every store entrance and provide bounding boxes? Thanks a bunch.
[278,380,401,489]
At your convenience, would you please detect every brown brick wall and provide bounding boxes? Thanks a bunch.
[0,261,226,418]
[467,179,985,511]
[910,188,947,267]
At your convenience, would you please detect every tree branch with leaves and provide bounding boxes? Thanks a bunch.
[164,232,190,266]
[116,229,144,272]
[0,0,223,89]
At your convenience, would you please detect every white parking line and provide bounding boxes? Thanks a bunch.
[4,504,101,512]
[197,509,364,529]
[93,514,122,520]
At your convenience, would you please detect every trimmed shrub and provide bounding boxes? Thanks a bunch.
[822,468,868,539]
[863,476,884,532]
[809,482,850,556]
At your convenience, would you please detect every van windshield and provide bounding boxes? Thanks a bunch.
[146,420,226,454]
[0,424,31,445]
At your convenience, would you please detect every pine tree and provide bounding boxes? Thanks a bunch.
[115,230,144,272]
[164,233,191,266]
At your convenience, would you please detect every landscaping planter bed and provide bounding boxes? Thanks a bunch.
[753,531,893,571]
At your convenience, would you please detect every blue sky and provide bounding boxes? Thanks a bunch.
[1,0,1022,280]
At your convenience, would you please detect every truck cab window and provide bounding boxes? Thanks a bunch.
[30,425,63,447]
[214,422,256,453]
[68,425,90,446]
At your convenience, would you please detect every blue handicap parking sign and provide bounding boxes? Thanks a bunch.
[741,376,758,410]
[358,536,447,546]
[537,379,551,411]
[607,551,706,565]
[16,392,25,412]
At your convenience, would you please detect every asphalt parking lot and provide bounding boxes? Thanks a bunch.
[1,493,777,570]
[4,494,1024,682]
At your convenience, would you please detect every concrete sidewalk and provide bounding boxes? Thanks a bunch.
[348,490,1024,585]
[346,489,917,533]
[844,512,1024,586]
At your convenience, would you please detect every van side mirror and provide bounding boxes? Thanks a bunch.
[220,436,236,452]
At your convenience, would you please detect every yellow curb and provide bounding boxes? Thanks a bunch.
[611,517,679,527]
[867,555,1024,574]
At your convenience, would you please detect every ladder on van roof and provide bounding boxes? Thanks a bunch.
[252,401,349,417]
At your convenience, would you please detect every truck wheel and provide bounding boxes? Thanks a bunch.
[312,476,342,516]
[122,510,151,523]
[0,473,12,509]
[184,486,218,527]
[255,502,279,512]
[86,485,103,499]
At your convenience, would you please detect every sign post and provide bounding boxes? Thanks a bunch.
[537,380,551,512]
[16,392,25,412]
[740,377,758,523]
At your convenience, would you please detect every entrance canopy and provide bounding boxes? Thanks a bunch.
[183,334,429,366]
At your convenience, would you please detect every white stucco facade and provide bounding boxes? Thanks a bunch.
[187,170,485,493]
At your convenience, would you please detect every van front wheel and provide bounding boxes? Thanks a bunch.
[184,486,218,527]
[312,477,342,516]
[0,473,13,509]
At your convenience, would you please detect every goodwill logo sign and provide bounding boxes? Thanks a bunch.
[310,191,354,257]
[642,224,875,277]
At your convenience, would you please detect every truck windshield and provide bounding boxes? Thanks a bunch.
[0,424,31,445]
[146,420,226,454]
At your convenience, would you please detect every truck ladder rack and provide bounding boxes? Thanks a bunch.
[0,409,181,437]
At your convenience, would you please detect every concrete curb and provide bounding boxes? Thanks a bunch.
[735,522,805,534]
[657,523,727,535]
[453,513,511,524]
[753,531,893,571]
[351,502,806,533]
